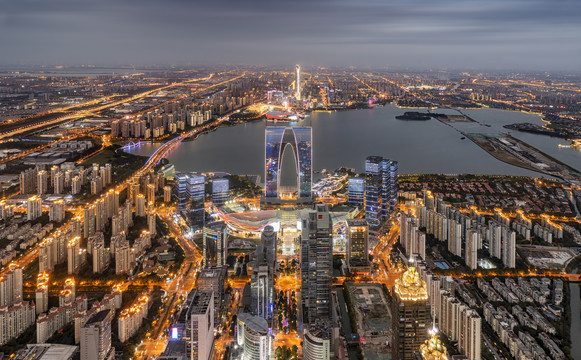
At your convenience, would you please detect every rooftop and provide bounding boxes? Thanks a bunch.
[393,265,428,302]
[14,344,78,360]
[188,290,213,315]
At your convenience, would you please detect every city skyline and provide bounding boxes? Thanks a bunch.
[0,0,580,71]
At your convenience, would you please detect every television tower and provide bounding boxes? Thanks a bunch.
[295,64,301,100]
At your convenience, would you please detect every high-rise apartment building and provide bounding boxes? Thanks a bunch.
[27,195,42,221]
[163,185,172,203]
[84,206,96,238]
[115,241,133,275]
[37,170,48,195]
[67,236,85,274]
[49,199,66,222]
[0,265,23,306]
[20,168,37,195]
[54,171,65,195]
[135,194,146,217]
[80,309,114,360]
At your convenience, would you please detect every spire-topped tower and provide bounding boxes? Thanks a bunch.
[420,328,448,360]
[295,64,301,100]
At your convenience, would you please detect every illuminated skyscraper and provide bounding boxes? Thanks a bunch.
[295,64,301,100]
[419,330,448,360]
[174,173,188,213]
[346,219,370,274]
[348,177,364,206]
[202,221,228,268]
[212,178,229,207]
[187,174,206,230]
[264,126,312,200]
[185,290,214,360]
[391,263,430,360]
[300,204,332,324]
[365,156,398,232]
[174,172,206,230]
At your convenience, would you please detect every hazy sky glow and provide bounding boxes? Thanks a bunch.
[1,0,580,70]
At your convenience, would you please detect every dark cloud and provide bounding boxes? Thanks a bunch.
[0,0,579,70]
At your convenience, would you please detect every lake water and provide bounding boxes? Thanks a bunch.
[127,104,581,181]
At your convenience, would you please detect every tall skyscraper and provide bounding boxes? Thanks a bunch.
[80,309,114,360]
[264,126,312,200]
[365,156,383,230]
[187,173,206,230]
[197,267,225,323]
[185,290,214,360]
[202,222,228,267]
[365,156,398,232]
[419,330,448,360]
[295,64,301,100]
[391,263,430,360]
[174,172,188,213]
[212,178,229,207]
[348,177,364,206]
[346,219,370,274]
[250,265,273,320]
[174,172,206,230]
[300,204,332,324]
[260,225,277,270]
[237,312,271,360]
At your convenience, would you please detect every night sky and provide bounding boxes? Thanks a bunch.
[1,0,579,71]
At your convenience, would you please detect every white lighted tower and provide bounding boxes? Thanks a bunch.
[295,64,301,100]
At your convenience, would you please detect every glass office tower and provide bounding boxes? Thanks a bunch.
[264,126,312,199]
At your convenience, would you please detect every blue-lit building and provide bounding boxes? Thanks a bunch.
[212,178,229,207]
[174,173,189,214]
[187,174,206,231]
[348,178,365,206]
[264,126,312,199]
[173,172,206,231]
[365,156,398,232]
